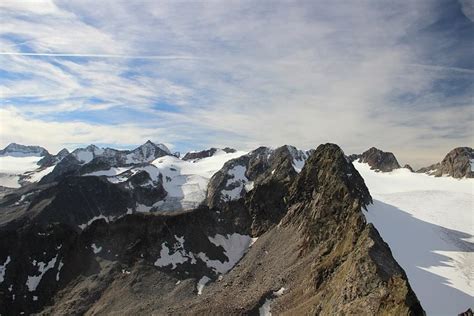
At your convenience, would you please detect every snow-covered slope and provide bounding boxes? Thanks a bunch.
[106,150,247,211]
[354,162,473,315]
[0,156,43,188]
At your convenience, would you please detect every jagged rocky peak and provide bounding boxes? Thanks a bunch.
[279,143,422,314]
[287,143,372,225]
[417,147,473,179]
[182,147,236,161]
[71,144,104,164]
[37,148,70,168]
[206,145,308,209]
[0,143,49,157]
[358,147,401,172]
[127,140,171,163]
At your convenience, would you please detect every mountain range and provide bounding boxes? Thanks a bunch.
[0,141,472,315]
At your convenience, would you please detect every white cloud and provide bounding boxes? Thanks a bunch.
[0,107,172,153]
[0,0,472,166]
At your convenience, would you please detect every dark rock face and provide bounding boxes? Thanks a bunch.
[459,308,474,316]
[0,223,94,316]
[417,147,473,179]
[182,147,236,161]
[120,170,167,208]
[404,164,414,172]
[0,143,424,315]
[0,143,49,157]
[37,148,70,168]
[358,147,401,172]
[28,176,132,228]
[39,154,82,184]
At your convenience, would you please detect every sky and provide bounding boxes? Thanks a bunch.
[0,0,473,167]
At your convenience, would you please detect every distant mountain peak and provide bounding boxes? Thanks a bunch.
[137,140,171,155]
[417,146,473,178]
[356,147,400,172]
[0,143,49,157]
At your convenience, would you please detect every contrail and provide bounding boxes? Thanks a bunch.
[408,63,474,75]
[0,52,200,60]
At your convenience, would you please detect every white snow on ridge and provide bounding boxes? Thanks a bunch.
[354,161,474,315]
[221,165,250,201]
[83,167,131,177]
[0,256,11,283]
[78,214,114,229]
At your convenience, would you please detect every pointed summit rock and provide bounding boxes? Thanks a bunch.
[417,147,473,178]
[358,147,401,172]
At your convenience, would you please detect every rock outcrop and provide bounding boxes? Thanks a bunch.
[358,147,401,172]
[37,148,70,168]
[404,164,414,172]
[182,147,236,161]
[417,147,473,179]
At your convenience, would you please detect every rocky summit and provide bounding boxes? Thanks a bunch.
[417,147,473,179]
[351,147,401,172]
[0,142,427,315]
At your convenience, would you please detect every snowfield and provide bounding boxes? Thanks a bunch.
[353,162,474,315]
[0,156,43,188]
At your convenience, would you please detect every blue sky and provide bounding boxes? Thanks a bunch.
[0,0,473,166]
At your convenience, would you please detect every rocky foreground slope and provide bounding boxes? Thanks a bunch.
[0,144,423,315]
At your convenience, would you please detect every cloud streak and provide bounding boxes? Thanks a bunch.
[0,0,472,167]
[0,52,200,60]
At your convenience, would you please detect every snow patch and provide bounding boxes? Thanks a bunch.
[198,233,254,274]
[83,167,130,177]
[259,287,286,316]
[197,276,211,295]
[26,254,58,292]
[154,235,196,269]
[78,214,114,229]
[24,165,55,183]
[56,259,64,281]
[91,243,102,254]
[0,256,11,283]
[221,165,250,201]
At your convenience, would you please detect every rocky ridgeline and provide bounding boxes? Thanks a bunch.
[417,147,473,179]
[182,147,236,161]
[0,143,424,315]
[0,143,49,157]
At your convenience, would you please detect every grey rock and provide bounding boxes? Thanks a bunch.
[417,147,473,179]
[358,147,401,172]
